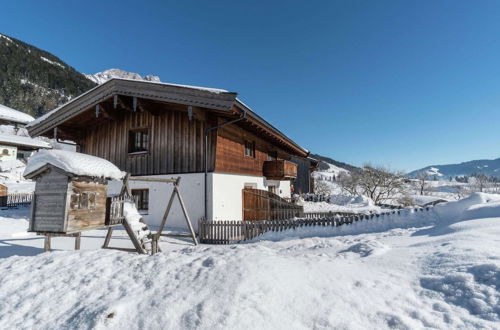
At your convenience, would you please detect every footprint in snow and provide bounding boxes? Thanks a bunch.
[339,241,390,257]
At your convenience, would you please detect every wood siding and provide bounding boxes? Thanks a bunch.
[31,169,69,233]
[214,124,291,177]
[81,109,215,175]
[66,181,107,233]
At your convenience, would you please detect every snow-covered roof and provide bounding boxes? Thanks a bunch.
[0,159,25,172]
[0,104,35,125]
[24,149,125,180]
[0,133,51,149]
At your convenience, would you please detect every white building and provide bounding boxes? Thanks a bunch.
[0,104,51,161]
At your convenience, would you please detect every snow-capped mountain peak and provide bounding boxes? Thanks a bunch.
[85,68,161,84]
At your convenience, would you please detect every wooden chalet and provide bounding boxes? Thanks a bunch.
[27,79,311,226]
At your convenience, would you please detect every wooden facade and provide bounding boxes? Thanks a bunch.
[81,107,216,176]
[215,123,295,177]
[48,100,303,179]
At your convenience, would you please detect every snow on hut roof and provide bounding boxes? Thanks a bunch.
[0,104,35,125]
[0,133,51,149]
[24,150,125,180]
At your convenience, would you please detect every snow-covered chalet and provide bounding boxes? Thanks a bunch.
[27,79,315,228]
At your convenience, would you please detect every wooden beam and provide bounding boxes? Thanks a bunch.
[115,95,133,112]
[100,103,123,122]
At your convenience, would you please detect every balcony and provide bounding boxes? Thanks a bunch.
[263,160,297,180]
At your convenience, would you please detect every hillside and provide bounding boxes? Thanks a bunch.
[408,158,500,179]
[309,153,358,172]
[0,33,96,117]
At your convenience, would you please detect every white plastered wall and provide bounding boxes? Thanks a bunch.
[108,173,208,231]
[108,172,292,230]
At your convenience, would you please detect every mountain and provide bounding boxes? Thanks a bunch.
[407,158,500,179]
[85,69,161,84]
[0,33,96,117]
[309,153,358,173]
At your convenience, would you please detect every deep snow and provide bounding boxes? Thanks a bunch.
[0,194,499,329]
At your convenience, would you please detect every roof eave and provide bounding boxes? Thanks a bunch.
[28,78,238,137]
[235,99,309,157]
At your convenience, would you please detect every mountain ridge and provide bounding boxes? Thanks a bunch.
[0,32,96,117]
[309,153,358,172]
[407,157,500,178]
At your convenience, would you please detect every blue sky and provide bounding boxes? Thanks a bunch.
[2,1,500,171]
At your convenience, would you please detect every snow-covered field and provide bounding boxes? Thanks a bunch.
[0,193,499,329]
[299,194,385,214]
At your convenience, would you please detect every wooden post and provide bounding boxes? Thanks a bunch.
[75,233,81,250]
[174,184,198,245]
[102,227,114,248]
[44,236,51,252]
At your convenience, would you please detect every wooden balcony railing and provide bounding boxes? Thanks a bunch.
[263,159,297,180]
[242,188,303,221]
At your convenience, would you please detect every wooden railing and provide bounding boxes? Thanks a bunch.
[199,206,434,244]
[263,160,297,180]
[0,193,33,207]
[242,188,303,221]
[105,196,130,226]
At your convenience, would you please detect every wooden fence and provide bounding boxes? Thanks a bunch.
[242,188,303,221]
[105,196,129,226]
[303,211,372,219]
[199,206,433,244]
[0,193,33,207]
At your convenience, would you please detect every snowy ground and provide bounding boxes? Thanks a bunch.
[299,194,385,214]
[0,194,499,329]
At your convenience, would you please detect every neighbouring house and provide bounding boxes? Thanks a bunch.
[0,104,51,161]
[27,79,310,229]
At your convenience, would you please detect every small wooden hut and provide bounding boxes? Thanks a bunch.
[24,150,124,234]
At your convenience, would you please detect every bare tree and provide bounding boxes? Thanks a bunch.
[470,174,489,192]
[356,165,405,205]
[415,171,430,195]
[314,179,332,195]
[337,172,359,195]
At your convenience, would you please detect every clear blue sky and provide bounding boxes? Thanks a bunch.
[2,1,500,172]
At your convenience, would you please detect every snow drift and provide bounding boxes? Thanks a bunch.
[0,193,499,329]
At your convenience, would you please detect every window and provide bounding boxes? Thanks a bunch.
[70,192,96,210]
[267,151,277,160]
[244,140,255,158]
[129,129,149,153]
[132,189,149,211]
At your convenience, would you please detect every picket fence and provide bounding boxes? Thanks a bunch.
[0,193,33,207]
[198,206,433,244]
